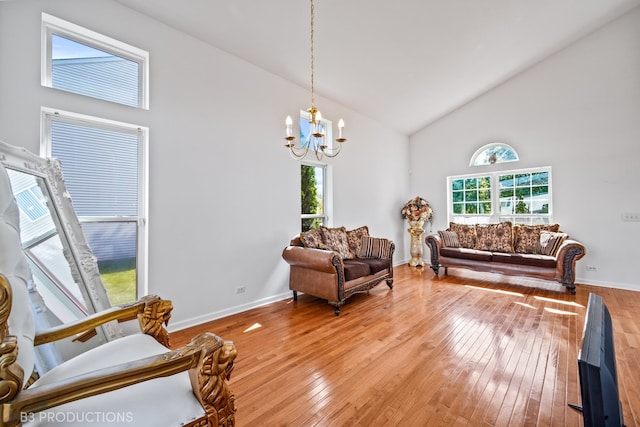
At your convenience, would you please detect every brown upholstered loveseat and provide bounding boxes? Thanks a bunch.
[425,222,586,293]
[282,226,394,315]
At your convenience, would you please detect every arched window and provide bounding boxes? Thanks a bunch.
[470,143,519,166]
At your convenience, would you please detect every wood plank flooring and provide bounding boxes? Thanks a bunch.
[171,265,640,426]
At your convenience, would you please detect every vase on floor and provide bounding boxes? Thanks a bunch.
[402,196,432,268]
[408,219,425,267]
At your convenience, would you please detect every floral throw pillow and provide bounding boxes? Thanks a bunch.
[299,228,328,250]
[320,226,353,259]
[347,226,370,258]
[448,223,476,249]
[513,224,561,253]
[475,222,513,252]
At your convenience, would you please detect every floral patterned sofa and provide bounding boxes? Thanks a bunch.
[425,222,586,293]
[282,226,394,315]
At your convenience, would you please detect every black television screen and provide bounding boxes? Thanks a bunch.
[570,293,624,427]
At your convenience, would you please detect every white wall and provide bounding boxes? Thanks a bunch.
[0,0,410,329]
[409,7,640,290]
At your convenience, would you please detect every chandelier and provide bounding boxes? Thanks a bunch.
[284,0,346,160]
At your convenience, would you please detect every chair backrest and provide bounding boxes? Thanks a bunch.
[0,162,35,385]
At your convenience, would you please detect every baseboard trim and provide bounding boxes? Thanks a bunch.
[168,291,292,333]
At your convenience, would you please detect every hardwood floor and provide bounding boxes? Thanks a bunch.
[171,265,640,426]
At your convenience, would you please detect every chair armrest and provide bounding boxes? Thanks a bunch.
[282,246,343,274]
[34,295,173,347]
[4,332,236,426]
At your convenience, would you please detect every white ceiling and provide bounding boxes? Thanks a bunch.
[116,0,640,135]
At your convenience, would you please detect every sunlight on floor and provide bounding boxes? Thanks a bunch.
[465,285,524,298]
[534,296,584,307]
[544,307,578,316]
[243,323,262,333]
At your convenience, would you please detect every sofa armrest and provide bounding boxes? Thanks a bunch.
[282,246,343,274]
[425,233,442,274]
[555,239,586,288]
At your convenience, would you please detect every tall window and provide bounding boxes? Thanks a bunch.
[41,109,147,305]
[301,164,326,232]
[448,167,552,225]
[41,13,149,109]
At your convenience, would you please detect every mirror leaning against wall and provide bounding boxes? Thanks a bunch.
[0,139,122,375]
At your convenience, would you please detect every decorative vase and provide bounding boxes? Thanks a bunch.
[408,219,425,267]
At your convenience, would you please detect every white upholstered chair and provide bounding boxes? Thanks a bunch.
[0,155,236,426]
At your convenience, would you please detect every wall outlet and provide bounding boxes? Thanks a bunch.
[236,286,246,294]
[585,265,598,272]
[622,212,640,222]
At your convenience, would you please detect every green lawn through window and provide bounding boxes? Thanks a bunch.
[98,258,136,306]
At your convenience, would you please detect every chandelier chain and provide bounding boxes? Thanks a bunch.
[310,0,315,109]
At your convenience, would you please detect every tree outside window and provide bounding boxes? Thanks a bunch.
[301,164,325,232]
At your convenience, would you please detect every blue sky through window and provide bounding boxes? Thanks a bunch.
[52,34,112,60]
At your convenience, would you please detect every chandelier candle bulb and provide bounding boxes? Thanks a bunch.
[338,119,344,139]
[285,116,293,138]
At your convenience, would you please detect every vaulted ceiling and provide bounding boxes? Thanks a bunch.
[117,0,640,135]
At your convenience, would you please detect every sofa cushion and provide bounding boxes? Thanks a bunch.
[475,222,513,252]
[440,247,493,262]
[359,236,391,258]
[438,230,460,248]
[347,226,369,258]
[513,224,561,254]
[299,228,328,249]
[343,260,371,281]
[491,252,557,268]
[448,223,476,249]
[537,231,568,256]
[358,257,392,274]
[321,226,353,259]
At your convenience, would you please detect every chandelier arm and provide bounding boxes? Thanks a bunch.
[288,143,311,160]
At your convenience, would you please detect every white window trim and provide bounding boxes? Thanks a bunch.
[40,107,149,297]
[41,13,149,109]
[448,166,553,225]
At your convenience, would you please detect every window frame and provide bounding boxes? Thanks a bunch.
[448,166,553,225]
[300,160,333,231]
[40,107,149,299]
[41,13,149,109]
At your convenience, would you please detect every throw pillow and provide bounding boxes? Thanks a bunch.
[513,224,561,253]
[475,222,513,253]
[320,226,353,259]
[359,236,391,259]
[347,225,370,258]
[438,230,460,248]
[448,223,476,249]
[537,231,568,256]
[299,228,328,250]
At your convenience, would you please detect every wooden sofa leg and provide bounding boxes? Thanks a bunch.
[292,291,298,301]
[386,278,393,289]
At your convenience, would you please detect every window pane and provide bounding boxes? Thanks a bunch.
[453,203,463,214]
[51,121,138,217]
[465,178,478,190]
[301,164,325,232]
[82,222,137,305]
[451,179,464,191]
[51,35,140,107]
